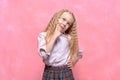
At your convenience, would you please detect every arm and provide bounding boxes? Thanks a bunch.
[75,48,83,63]
[46,24,63,54]
[45,32,60,54]
[67,48,83,68]
[38,24,63,57]
[38,32,49,59]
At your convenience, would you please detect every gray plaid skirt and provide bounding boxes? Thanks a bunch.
[42,65,74,80]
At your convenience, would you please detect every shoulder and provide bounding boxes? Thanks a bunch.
[38,32,47,36]
[38,32,47,39]
[38,32,46,35]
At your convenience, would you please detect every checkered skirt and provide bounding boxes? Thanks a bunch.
[42,65,74,80]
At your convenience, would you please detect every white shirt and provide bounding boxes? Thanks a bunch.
[38,32,82,66]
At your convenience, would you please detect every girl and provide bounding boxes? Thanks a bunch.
[38,9,83,80]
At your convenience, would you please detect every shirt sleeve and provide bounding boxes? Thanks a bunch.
[75,48,83,63]
[78,48,83,59]
[37,32,50,59]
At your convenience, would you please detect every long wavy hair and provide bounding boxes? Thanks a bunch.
[44,9,79,65]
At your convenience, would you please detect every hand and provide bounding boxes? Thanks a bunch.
[67,60,73,69]
[53,24,62,37]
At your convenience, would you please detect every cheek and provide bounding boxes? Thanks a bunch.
[58,19,62,23]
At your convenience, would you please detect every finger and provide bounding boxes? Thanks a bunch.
[68,60,72,63]
[67,61,72,65]
[67,63,73,68]
[67,65,72,69]
[67,62,71,65]
[67,65,72,68]
[67,63,72,67]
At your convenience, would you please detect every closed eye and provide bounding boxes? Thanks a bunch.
[67,22,70,26]
[62,18,66,21]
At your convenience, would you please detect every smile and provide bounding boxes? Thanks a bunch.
[59,24,65,29]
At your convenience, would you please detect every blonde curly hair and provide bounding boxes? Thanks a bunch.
[44,9,79,65]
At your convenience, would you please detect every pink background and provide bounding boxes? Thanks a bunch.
[0,0,120,80]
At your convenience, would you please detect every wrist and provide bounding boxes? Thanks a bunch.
[53,31,62,37]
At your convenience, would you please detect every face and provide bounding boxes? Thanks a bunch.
[56,12,74,33]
